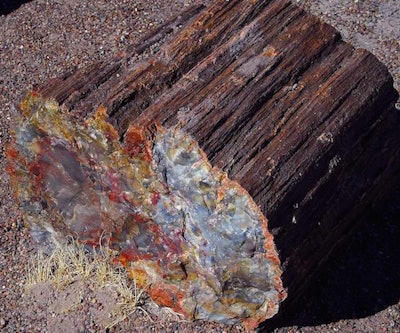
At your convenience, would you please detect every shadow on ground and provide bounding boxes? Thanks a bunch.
[262,181,400,331]
[0,0,31,16]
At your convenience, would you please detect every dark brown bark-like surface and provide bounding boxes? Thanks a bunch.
[37,0,400,323]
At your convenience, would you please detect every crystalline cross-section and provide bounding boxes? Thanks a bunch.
[6,93,286,330]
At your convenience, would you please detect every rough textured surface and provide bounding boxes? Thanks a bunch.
[0,0,399,333]
[6,93,285,329]
[33,0,400,322]
[298,0,400,99]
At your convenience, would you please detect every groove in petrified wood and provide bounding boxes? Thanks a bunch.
[37,0,400,320]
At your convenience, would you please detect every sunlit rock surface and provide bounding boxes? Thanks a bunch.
[6,93,286,329]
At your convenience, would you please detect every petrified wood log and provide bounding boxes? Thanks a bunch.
[27,0,400,327]
[8,94,285,329]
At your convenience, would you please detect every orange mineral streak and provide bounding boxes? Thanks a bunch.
[127,267,149,287]
[86,105,119,141]
[148,284,186,315]
[5,145,29,197]
[119,248,153,264]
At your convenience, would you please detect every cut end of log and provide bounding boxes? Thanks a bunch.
[6,93,286,330]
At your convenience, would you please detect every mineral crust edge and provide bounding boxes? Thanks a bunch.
[6,93,287,330]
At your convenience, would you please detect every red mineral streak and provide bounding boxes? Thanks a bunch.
[6,93,286,330]
[124,125,153,162]
[133,213,150,224]
[151,191,161,205]
[5,146,19,159]
[119,248,153,263]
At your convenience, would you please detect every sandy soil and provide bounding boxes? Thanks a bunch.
[0,1,399,332]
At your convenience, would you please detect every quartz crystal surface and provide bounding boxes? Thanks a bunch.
[6,93,286,330]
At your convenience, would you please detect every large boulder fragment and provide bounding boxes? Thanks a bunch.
[6,93,286,330]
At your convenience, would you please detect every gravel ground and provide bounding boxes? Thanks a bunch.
[0,0,399,332]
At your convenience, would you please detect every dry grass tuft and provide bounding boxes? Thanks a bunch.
[26,238,149,329]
